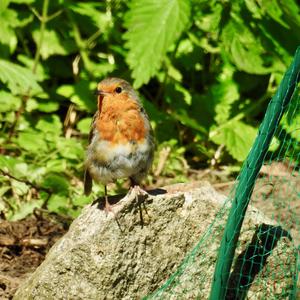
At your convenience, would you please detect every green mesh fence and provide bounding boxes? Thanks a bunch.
[145,48,300,299]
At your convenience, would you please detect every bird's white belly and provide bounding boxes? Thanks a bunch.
[85,132,151,184]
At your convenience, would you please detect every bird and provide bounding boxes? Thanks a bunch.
[84,77,154,213]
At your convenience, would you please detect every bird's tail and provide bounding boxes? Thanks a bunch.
[84,169,92,196]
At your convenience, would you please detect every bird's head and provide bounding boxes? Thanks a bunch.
[95,77,139,113]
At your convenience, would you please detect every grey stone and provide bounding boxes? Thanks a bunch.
[14,182,296,300]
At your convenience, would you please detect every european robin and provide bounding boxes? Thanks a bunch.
[84,77,154,213]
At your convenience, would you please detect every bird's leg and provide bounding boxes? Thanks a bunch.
[129,179,150,227]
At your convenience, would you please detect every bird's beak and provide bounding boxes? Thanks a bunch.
[94,89,110,96]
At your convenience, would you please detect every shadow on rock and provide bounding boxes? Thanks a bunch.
[225,223,292,300]
[92,188,167,211]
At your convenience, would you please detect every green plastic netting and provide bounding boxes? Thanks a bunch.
[145,48,300,299]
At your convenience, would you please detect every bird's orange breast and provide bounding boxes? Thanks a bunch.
[96,96,146,144]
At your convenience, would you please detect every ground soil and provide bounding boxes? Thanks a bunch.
[0,212,68,299]
[0,162,299,299]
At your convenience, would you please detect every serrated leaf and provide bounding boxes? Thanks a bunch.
[0,59,42,94]
[210,120,257,162]
[124,0,191,88]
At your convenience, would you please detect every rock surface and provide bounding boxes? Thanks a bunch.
[14,182,297,300]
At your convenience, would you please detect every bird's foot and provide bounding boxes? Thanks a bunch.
[129,185,149,198]
[128,185,150,227]
[104,197,115,217]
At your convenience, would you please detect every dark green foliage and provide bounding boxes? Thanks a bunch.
[0,0,299,219]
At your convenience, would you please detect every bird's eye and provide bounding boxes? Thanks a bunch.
[115,86,122,94]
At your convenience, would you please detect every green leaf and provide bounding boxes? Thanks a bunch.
[257,0,289,29]
[221,19,274,74]
[46,159,67,173]
[211,65,240,124]
[72,195,91,207]
[0,91,21,112]
[56,81,96,112]
[14,162,28,177]
[0,155,19,173]
[56,84,74,98]
[281,108,300,142]
[37,100,59,112]
[57,138,84,160]
[195,2,222,32]
[77,117,92,134]
[69,2,112,30]
[11,181,29,196]
[17,54,48,81]
[173,109,207,133]
[25,98,39,112]
[36,115,63,134]
[174,83,192,105]
[10,200,43,221]
[16,130,48,152]
[124,0,191,88]
[210,120,257,162]
[0,59,42,94]
[0,0,9,12]
[0,16,17,53]
[279,0,300,30]
[42,173,69,196]
[47,195,68,213]
[10,0,34,3]
[0,186,10,197]
[32,29,76,59]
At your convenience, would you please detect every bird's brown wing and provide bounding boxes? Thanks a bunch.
[83,112,98,196]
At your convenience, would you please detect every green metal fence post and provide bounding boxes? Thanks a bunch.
[209,47,300,300]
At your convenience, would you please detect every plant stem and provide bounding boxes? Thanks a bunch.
[8,0,49,141]
[32,0,49,75]
[0,168,52,193]
[68,11,94,76]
